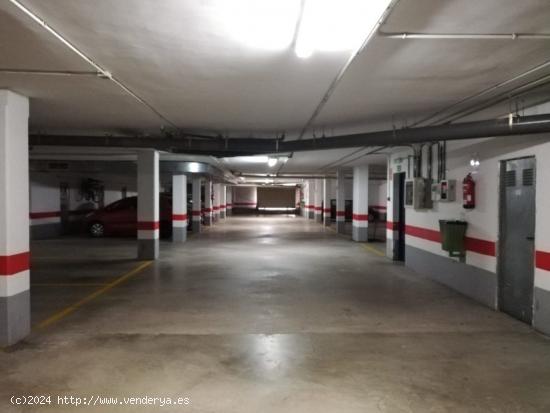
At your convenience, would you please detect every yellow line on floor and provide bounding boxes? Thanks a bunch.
[360,243,386,257]
[35,260,153,330]
[32,283,108,287]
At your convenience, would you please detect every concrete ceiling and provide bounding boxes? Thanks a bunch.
[2,0,550,177]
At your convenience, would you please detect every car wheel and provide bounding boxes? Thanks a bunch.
[89,222,105,238]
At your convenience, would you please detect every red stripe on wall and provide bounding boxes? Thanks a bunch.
[405,225,441,243]
[314,206,322,211]
[405,224,496,257]
[137,221,160,230]
[352,214,369,222]
[30,211,61,219]
[172,214,188,221]
[305,204,314,209]
[0,252,30,276]
[536,251,550,271]
[323,208,331,213]
[465,237,496,257]
[234,202,257,206]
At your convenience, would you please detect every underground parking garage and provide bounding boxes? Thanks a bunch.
[2,0,550,411]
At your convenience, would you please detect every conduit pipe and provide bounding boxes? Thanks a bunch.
[30,114,550,156]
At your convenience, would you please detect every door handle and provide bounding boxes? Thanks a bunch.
[526,236,535,241]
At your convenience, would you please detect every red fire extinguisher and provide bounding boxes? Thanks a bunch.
[463,173,476,209]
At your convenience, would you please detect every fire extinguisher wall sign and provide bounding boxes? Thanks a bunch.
[463,173,476,209]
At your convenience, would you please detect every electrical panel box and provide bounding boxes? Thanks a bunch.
[405,178,433,209]
[431,180,456,202]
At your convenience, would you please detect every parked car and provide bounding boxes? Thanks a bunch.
[85,195,173,238]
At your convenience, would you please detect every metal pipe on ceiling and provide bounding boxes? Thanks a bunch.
[408,59,550,127]
[30,114,550,155]
[0,69,102,77]
[379,32,550,40]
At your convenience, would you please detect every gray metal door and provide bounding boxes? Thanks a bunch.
[498,157,536,324]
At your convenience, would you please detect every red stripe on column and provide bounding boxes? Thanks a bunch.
[336,211,345,217]
[314,206,322,211]
[202,208,212,212]
[0,252,30,276]
[30,211,60,219]
[352,214,369,221]
[137,221,160,230]
[536,251,550,271]
[213,206,220,211]
[386,221,398,231]
[172,214,188,221]
[192,211,202,216]
[323,208,331,213]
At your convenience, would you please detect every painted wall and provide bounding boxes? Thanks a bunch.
[29,170,137,239]
[232,186,258,209]
[386,133,550,335]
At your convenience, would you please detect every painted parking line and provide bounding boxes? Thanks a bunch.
[360,243,386,258]
[35,260,153,330]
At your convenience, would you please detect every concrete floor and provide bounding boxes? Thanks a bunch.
[2,216,550,412]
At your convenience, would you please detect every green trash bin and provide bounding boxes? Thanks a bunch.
[439,220,468,257]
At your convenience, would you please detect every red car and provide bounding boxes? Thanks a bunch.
[85,195,173,238]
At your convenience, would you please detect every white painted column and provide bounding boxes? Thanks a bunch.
[0,91,30,346]
[137,150,159,259]
[220,184,226,219]
[323,179,332,226]
[314,179,323,223]
[212,183,220,222]
[226,186,233,216]
[336,169,346,234]
[192,177,202,232]
[352,165,369,242]
[172,175,187,243]
[203,180,212,226]
[307,179,315,219]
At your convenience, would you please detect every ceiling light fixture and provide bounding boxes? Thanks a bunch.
[218,0,300,51]
[295,0,392,58]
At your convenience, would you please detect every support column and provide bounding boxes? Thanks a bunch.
[137,150,159,259]
[192,177,202,233]
[203,180,212,226]
[212,183,220,222]
[307,180,315,219]
[323,179,332,226]
[336,169,346,234]
[352,165,369,242]
[220,185,226,219]
[0,91,30,346]
[314,179,323,223]
[226,186,233,216]
[172,175,187,243]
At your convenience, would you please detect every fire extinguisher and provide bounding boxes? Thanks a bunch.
[463,173,476,209]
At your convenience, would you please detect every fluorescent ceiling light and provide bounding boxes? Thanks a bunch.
[267,158,278,167]
[231,156,269,164]
[217,0,300,50]
[295,0,392,58]
[188,162,201,173]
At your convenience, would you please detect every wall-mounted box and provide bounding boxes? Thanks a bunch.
[405,178,433,209]
[432,180,456,202]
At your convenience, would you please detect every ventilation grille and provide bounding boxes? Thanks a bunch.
[505,170,516,187]
[522,168,534,186]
